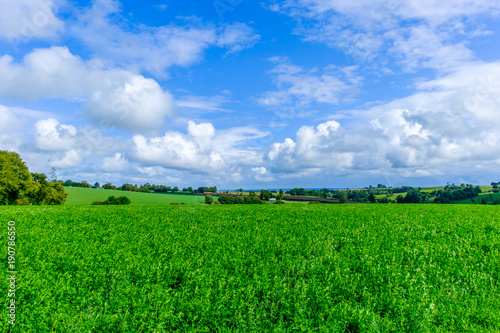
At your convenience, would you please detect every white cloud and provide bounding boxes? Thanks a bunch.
[0,0,64,41]
[33,118,128,169]
[251,166,274,182]
[132,121,267,174]
[34,118,77,151]
[50,149,82,168]
[258,58,361,108]
[272,0,500,71]
[72,0,259,74]
[101,153,128,172]
[0,46,174,132]
[0,105,22,133]
[216,22,260,54]
[265,62,500,178]
[85,75,174,132]
[176,95,229,112]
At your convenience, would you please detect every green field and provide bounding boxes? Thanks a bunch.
[64,187,207,205]
[456,192,500,205]
[1,204,499,332]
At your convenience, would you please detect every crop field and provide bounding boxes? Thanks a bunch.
[64,187,207,205]
[1,204,499,332]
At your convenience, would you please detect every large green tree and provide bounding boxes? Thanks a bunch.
[0,151,67,205]
[0,151,35,205]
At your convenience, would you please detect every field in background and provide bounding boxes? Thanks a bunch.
[456,192,500,204]
[64,187,207,205]
[1,204,499,332]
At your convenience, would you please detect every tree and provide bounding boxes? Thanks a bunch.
[338,191,348,204]
[173,186,179,192]
[368,193,377,203]
[50,167,57,182]
[30,173,67,205]
[0,151,66,205]
[260,189,272,200]
[102,182,116,190]
[94,182,100,188]
[80,181,91,188]
[0,151,37,205]
[92,196,131,205]
[205,195,214,204]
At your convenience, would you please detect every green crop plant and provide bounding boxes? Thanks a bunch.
[1,204,499,332]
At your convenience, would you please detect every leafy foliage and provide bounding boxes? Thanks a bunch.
[1,204,499,331]
[91,196,131,205]
[0,150,66,205]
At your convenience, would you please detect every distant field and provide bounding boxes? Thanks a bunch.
[1,204,499,332]
[64,187,206,205]
[456,192,500,204]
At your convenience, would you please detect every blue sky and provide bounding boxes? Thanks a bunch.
[1,0,500,189]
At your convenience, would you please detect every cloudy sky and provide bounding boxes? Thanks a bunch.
[1,0,499,189]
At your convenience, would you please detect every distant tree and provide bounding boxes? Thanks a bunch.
[50,167,57,182]
[93,182,100,188]
[379,196,390,203]
[80,181,91,188]
[187,187,194,193]
[238,188,243,193]
[92,196,131,205]
[278,189,284,201]
[368,193,377,203]
[102,182,116,190]
[173,186,179,192]
[260,189,272,201]
[338,191,348,204]
[205,195,214,204]
[121,183,136,192]
[139,185,151,193]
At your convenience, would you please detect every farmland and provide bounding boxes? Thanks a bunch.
[1,204,499,332]
[64,187,207,205]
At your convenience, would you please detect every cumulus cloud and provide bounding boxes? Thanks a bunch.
[265,62,500,179]
[101,153,128,172]
[251,166,275,182]
[0,105,22,133]
[33,118,127,168]
[258,57,361,108]
[72,0,259,74]
[0,46,174,132]
[271,0,500,70]
[0,0,64,41]
[34,118,78,151]
[132,121,267,174]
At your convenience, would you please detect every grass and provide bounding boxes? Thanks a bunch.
[64,187,207,205]
[456,192,500,204]
[1,204,499,332]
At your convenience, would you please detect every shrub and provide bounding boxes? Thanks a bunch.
[91,196,131,205]
[205,195,214,204]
